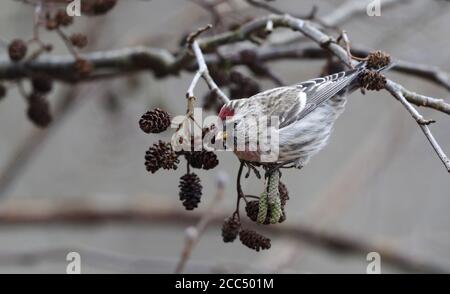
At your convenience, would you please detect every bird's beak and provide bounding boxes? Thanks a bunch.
[215,131,228,141]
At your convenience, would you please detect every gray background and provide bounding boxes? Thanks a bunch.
[0,0,449,273]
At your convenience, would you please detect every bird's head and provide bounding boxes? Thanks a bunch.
[216,102,238,142]
[218,104,235,121]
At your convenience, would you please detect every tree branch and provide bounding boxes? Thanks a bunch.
[0,46,176,82]
[385,80,450,172]
[1,13,448,170]
[188,40,230,104]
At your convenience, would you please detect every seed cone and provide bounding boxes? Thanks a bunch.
[245,200,264,223]
[82,0,117,15]
[366,51,391,70]
[55,9,73,27]
[139,108,171,134]
[27,94,52,128]
[185,151,219,170]
[278,211,287,223]
[246,200,286,224]
[74,58,93,76]
[179,173,202,210]
[0,84,6,100]
[8,39,27,62]
[221,216,241,243]
[144,141,179,173]
[239,229,271,251]
[359,70,386,91]
[279,181,289,207]
[32,76,53,94]
[70,33,88,48]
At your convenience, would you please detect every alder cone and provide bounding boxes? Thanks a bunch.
[221,216,241,243]
[82,0,118,15]
[27,95,53,128]
[358,70,386,91]
[239,229,271,251]
[185,151,219,170]
[139,108,171,134]
[8,39,27,62]
[245,200,263,223]
[55,9,73,27]
[70,33,88,48]
[0,84,6,100]
[279,181,289,207]
[179,173,202,210]
[32,76,53,94]
[74,58,93,76]
[366,50,391,70]
[144,141,179,173]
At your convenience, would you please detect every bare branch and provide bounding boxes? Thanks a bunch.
[393,59,450,92]
[2,44,449,109]
[188,40,230,104]
[0,12,448,170]
[385,80,450,172]
[0,46,176,82]
[274,0,411,45]
[245,0,317,20]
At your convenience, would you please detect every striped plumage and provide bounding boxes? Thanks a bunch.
[217,64,367,168]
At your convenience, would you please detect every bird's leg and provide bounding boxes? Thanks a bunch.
[244,161,261,179]
[234,161,246,220]
[282,159,304,169]
[264,159,299,177]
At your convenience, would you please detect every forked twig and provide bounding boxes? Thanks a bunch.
[385,81,450,172]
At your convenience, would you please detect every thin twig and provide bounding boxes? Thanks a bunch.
[385,80,450,172]
[184,24,229,104]
[245,0,317,20]
[189,41,230,104]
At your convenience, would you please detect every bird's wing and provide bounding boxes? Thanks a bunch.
[277,68,362,128]
[231,67,363,132]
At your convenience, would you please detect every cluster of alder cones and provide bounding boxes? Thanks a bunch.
[139,107,291,251]
[220,181,290,252]
[139,108,219,211]
[358,51,390,91]
[0,0,118,128]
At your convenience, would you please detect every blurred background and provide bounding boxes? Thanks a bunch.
[0,0,449,273]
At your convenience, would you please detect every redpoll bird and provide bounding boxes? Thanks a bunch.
[216,62,387,169]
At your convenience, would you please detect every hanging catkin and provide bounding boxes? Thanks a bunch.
[267,171,281,224]
[257,189,268,224]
